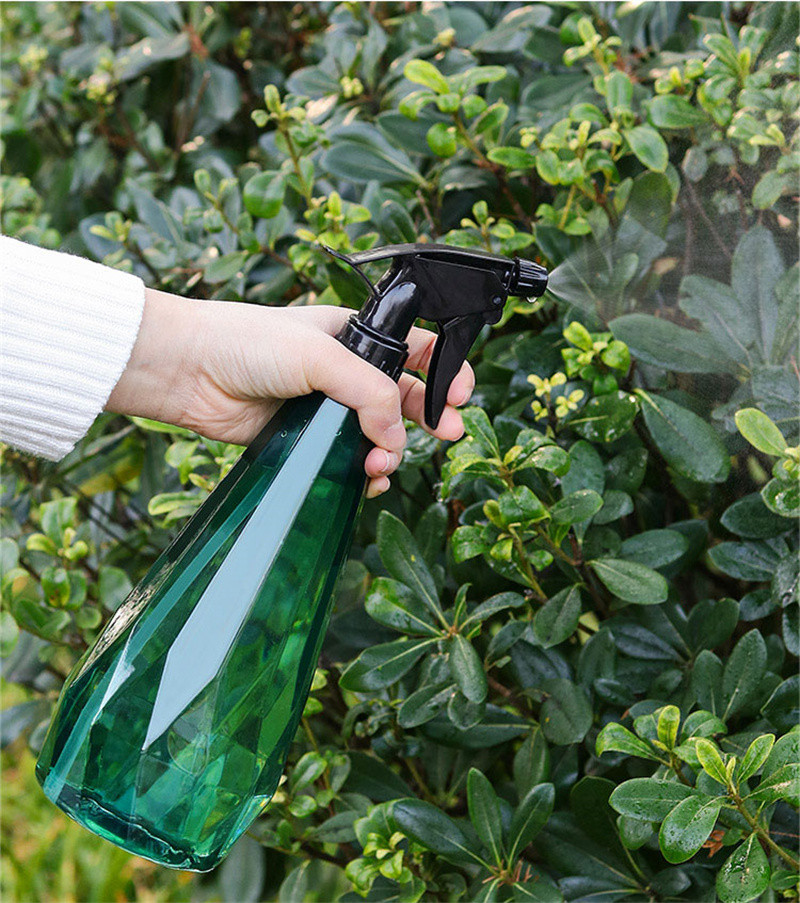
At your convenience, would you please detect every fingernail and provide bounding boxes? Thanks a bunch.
[379,451,393,473]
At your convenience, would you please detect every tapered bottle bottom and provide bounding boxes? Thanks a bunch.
[36,772,224,872]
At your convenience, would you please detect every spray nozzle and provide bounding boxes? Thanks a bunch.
[322,243,548,429]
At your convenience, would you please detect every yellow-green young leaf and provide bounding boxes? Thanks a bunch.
[596,723,662,761]
[658,796,723,863]
[564,321,593,351]
[657,706,680,750]
[26,533,58,556]
[404,59,449,94]
[695,738,730,786]
[735,408,786,456]
[716,834,771,903]
[737,734,775,784]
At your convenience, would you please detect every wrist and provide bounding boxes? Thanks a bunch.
[105,287,199,426]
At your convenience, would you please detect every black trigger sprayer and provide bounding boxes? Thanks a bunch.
[35,243,548,871]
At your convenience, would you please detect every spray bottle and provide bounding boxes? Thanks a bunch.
[35,242,548,871]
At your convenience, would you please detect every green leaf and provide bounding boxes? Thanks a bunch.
[498,486,548,526]
[606,70,633,113]
[398,683,451,728]
[487,147,536,169]
[540,678,592,745]
[508,783,555,862]
[365,577,439,636]
[571,392,639,443]
[679,276,756,365]
[611,314,736,375]
[533,586,581,648]
[40,498,77,546]
[462,592,525,628]
[390,798,483,866]
[449,634,487,703]
[404,59,450,94]
[658,796,723,864]
[762,478,800,519]
[461,407,500,456]
[290,751,327,792]
[695,739,729,787]
[514,728,550,797]
[735,408,786,456]
[596,722,661,761]
[722,629,767,721]
[721,493,792,538]
[204,251,248,283]
[562,441,605,497]
[322,141,422,186]
[638,390,730,483]
[752,170,790,209]
[649,94,707,129]
[590,558,668,604]
[426,122,457,157]
[747,763,800,808]
[377,511,444,623]
[339,638,435,691]
[619,530,688,568]
[609,779,696,820]
[681,710,728,741]
[467,768,504,866]
[98,566,132,612]
[732,226,782,359]
[717,835,771,903]
[593,490,633,525]
[551,490,603,525]
[625,126,668,172]
[243,171,286,219]
[0,611,20,656]
[737,734,775,784]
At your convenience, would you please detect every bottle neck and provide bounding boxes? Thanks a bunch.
[334,317,409,381]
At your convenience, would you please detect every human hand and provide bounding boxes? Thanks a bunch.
[106,288,475,498]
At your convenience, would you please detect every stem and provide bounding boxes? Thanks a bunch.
[558,185,577,230]
[451,112,535,232]
[404,756,435,801]
[535,525,579,566]
[732,792,800,871]
[508,527,546,600]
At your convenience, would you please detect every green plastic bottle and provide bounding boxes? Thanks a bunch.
[36,243,547,871]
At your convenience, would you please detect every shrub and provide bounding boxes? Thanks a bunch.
[1,3,798,901]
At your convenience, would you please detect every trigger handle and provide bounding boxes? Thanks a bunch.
[424,315,486,430]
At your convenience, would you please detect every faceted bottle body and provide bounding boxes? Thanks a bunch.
[36,393,368,871]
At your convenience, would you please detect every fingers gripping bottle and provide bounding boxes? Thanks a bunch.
[36,243,548,871]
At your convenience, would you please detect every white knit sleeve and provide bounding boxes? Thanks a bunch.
[0,235,146,461]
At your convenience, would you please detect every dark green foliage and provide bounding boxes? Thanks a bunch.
[1,2,798,901]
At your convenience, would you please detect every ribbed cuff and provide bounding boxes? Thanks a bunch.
[0,235,146,461]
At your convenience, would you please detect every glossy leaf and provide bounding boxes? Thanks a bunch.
[590,559,668,604]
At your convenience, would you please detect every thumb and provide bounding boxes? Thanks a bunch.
[303,333,407,453]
